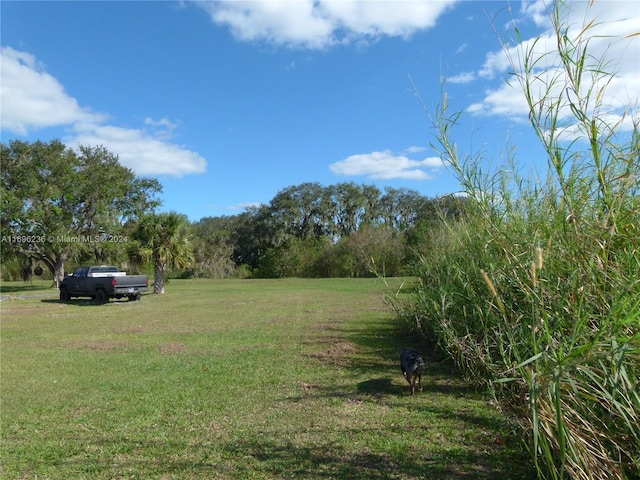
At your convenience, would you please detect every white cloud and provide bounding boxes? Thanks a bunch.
[330,149,443,180]
[455,43,468,55]
[0,47,207,177]
[203,1,334,49]
[0,47,106,135]
[404,145,428,154]
[448,71,476,84]
[467,83,531,118]
[143,116,180,141]
[519,0,553,29]
[466,2,640,128]
[144,116,178,130]
[196,0,457,49]
[319,1,452,37]
[71,124,206,178]
[205,202,264,216]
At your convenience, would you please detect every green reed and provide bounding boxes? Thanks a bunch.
[400,2,639,478]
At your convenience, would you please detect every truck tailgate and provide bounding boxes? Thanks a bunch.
[112,275,149,293]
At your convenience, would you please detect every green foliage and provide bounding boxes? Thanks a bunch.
[331,224,406,278]
[258,236,332,278]
[257,225,408,279]
[192,184,467,278]
[269,182,330,239]
[189,216,237,278]
[0,140,161,282]
[132,211,194,293]
[401,3,640,479]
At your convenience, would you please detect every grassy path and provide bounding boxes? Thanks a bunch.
[1,278,534,479]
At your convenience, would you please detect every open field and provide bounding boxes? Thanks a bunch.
[1,278,534,479]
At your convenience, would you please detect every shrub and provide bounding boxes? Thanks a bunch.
[258,236,332,278]
[400,3,639,479]
[332,224,406,278]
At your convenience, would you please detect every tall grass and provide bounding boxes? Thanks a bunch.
[400,2,639,479]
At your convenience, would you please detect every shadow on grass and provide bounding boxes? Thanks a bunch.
[355,376,480,400]
[221,437,507,480]
[356,377,401,395]
[300,313,537,480]
[40,298,144,307]
[0,283,55,294]
[343,315,466,384]
[47,437,516,480]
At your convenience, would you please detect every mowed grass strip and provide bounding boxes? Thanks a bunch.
[1,278,534,479]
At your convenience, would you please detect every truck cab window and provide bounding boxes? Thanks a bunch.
[74,267,89,277]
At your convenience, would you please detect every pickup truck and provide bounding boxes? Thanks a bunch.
[59,266,149,304]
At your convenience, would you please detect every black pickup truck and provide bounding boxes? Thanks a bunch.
[59,266,149,304]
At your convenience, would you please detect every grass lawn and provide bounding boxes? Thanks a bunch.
[1,278,535,479]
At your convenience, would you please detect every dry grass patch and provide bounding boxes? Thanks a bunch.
[159,342,187,354]
[307,339,358,367]
[67,340,137,353]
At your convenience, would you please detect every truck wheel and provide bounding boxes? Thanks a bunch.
[59,288,71,302]
[95,289,108,305]
[128,293,141,302]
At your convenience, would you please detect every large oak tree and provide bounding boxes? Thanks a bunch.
[1,139,161,285]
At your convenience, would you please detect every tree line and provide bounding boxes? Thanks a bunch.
[1,139,467,287]
[190,182,466,278]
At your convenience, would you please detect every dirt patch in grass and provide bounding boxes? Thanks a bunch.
[312,322,343,332]
[307,339,358,367]
[115,325,148,334]
[67,340,136,353]
[159,342,186,354]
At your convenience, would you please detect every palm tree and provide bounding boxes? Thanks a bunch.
[135,211,194,294]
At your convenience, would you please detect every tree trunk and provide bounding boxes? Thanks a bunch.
[154,263,166,294]
[53,253,67,289]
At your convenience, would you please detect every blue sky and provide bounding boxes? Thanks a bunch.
[2,1,638,221]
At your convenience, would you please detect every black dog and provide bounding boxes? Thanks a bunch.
[400,348,425,395]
